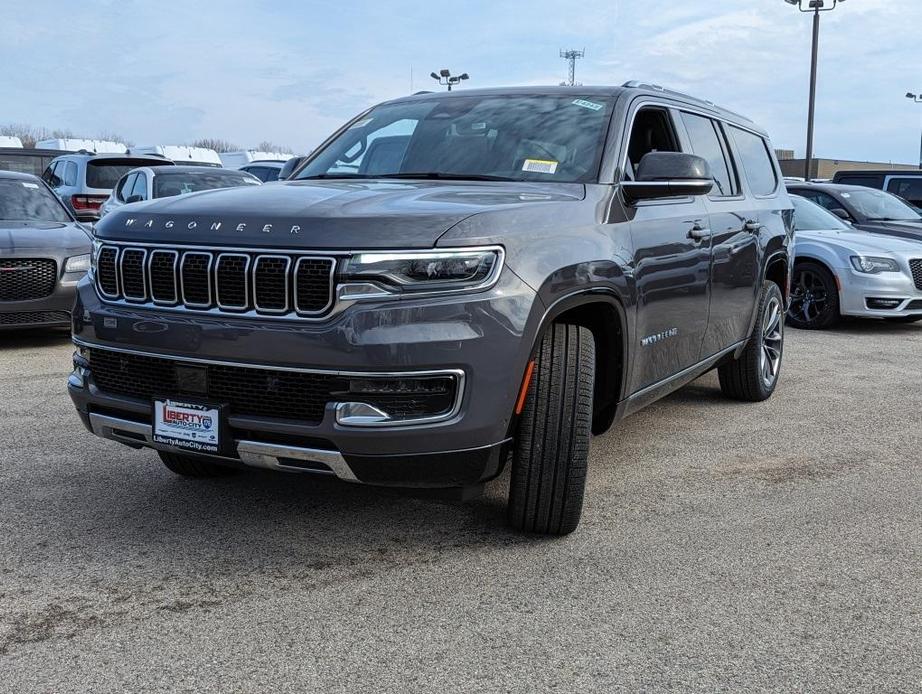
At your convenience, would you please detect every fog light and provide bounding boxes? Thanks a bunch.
[866,298,903,310]
[333,373,461,427]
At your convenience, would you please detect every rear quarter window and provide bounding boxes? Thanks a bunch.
[728,126,778,196]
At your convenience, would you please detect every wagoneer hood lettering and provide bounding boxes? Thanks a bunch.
[95,179,584,249]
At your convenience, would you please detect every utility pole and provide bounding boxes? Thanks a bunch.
[784,0,847,180]
[908,93,922,170]
[559,49,585,87]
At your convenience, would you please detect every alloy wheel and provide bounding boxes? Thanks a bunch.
[761,296,783,388]
[789,268,831,325]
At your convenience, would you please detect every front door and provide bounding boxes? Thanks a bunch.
[624,105,713,393]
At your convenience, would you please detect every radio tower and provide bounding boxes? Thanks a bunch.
[559,48,585,86]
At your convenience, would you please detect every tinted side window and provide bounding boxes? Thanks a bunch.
[886,177,922,205]
[624,107,680,180]
[729,126,777,196]
[64,161,78,187]
[115,174,133,201]
[811,192,843,213]
[680,112,736,196]
[44,161,63,187]
[130,174,148,200]
[120,173,137,200]
[837,175,882,188]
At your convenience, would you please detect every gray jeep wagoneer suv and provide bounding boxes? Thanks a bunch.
[69,84,793,535]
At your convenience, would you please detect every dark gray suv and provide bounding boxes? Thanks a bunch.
[68,84,793,534]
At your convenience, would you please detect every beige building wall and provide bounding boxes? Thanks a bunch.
[780,157,920,180]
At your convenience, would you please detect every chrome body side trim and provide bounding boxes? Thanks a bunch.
[87,412,359,482]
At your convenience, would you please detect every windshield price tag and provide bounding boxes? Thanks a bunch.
[522,159,559,174]
[572,99,604,111]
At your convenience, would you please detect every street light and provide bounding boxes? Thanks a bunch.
[784,0,846,180]
[907,92,922,170]
[430,68,469,91]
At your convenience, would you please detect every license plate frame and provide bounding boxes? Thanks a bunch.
[152,398,227,455]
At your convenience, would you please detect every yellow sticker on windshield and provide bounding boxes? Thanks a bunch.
[522,159,558,174]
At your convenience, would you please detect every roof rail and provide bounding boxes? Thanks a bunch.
[621,81,753,123]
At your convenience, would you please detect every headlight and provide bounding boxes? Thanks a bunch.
[850,256,900,274]
[340,247,503,297]
[64,253,91,274]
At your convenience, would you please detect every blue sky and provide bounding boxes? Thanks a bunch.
[2,0,921,163]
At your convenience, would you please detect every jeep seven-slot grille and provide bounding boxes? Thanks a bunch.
[910,259,922,291]
[95,245,335,317]
[0,259,57,301]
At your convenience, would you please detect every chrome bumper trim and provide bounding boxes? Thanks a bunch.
[88,412,358,482]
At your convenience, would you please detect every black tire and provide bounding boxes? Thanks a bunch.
[787,261,839,330]
[885,316,922,324]
[158,451,238,478]
[718,281,785,402]
[508,323,595,536]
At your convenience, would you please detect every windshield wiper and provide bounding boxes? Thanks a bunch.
[299,172,518,182]
[867,217,919,222]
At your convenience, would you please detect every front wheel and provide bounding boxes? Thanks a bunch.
[508,323,595,536]
[718,281,785,402]
[787,261,839,329]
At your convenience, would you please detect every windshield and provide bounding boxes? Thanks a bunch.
[153,171,260,198]
[0,178,71,222]
[296,94,614,184]
[841,188,922,222]
[791,195,850,231]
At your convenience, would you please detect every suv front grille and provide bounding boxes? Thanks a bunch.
[0,259,57,301]
[96,245,335,317]
[910,259,922,291]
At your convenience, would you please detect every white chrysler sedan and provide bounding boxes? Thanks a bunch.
[789,195,922,329]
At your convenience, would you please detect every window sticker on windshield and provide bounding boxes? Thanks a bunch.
[472,122,487,130]
[572,99,604,111]
[180,183,194,194]
[841,193,851,198]
[348,117,374,130]
[522,159,559,174]
[21,182,39,189]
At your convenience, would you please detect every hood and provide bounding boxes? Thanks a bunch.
[854,220,922,243]
[796,227,922,254]
[93,179,584,249]
[0,220,92,252]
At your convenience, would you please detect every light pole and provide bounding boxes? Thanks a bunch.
[784,0,846,180]
[430,68,469,92]
[907,93,922,170]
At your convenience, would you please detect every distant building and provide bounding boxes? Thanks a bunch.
[778,157,919,180]
[774,149,795,161]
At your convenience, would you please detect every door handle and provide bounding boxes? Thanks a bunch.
[744,220,762,233]
[687,221,711,241]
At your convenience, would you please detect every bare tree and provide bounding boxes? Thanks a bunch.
[190,138,239,153]
[256,141,292,154]
[96,131,134,147]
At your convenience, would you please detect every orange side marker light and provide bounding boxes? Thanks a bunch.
[515,360,536,415]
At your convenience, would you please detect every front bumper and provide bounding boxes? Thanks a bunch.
[0,274,82,330]
[837,266,922,318]
[68,268,538,487]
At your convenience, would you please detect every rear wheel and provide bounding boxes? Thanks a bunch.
[787,261,839,329]
[508,323,595,536]
[718,281,785,402]
[158,451,238,478]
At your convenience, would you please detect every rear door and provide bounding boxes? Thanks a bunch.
[623,104,713,393]
[679,112,759,356]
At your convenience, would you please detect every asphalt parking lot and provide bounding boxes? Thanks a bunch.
[1,322,920,692]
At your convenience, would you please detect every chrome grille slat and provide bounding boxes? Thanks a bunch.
[120,248,147,301]
[97,244,335,318]
[253,255,291,314]
[215,253,250,310]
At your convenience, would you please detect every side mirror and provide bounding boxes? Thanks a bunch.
[621,152,713,203]
[126,194,143,204]
[829,208,851,221]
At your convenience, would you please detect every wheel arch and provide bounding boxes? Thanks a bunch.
[533,290,629,436]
